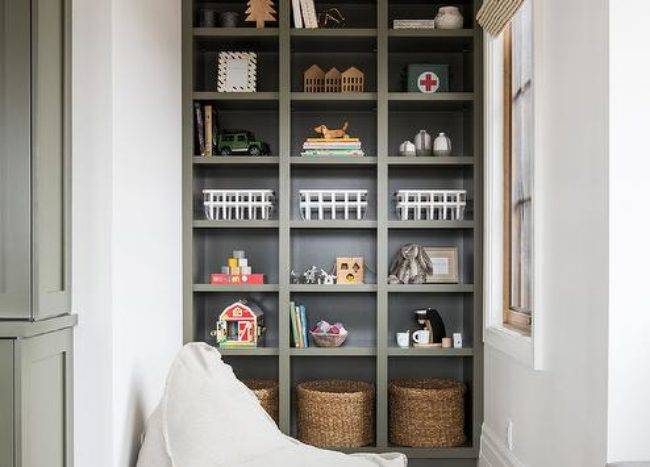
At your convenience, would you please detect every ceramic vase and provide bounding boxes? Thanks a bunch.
[434,6,464,30]
[399,140,416,157]
[433,132,452,157]
[199,8,217,27]
[414,130,432,157]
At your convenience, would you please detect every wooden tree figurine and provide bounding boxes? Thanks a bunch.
[245,0,276,28]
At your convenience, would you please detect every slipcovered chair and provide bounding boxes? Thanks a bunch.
[136,343,407,467]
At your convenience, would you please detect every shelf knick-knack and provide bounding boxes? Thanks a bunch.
[304,64,325,92]
[245,0,277,28]
[341,66,365,93]
[434,6,464,30]
[414,130,432,156]
[433,132,452,157]
[324,67,342,92]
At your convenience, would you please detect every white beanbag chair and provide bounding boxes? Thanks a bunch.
[136,343,407,467]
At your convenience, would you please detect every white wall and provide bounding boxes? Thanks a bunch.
[481,0,610,466]
[608,0,650,462]
[73,0,182,465]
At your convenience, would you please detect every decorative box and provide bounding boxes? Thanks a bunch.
[210,273,266,285]
[406,64,449,93]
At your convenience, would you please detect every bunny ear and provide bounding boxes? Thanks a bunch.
[418,246,434,274]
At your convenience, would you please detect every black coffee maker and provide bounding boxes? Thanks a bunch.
[413,308,446,346]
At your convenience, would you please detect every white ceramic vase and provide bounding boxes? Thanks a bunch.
[399,140,416,157]
[414,130,432,157]
[433,132,452,157]
[434,6,464,30]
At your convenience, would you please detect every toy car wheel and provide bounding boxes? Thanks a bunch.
[220,147,231,156]
[248,146,261,156]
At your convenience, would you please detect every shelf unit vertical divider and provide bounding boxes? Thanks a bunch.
[182,0,195,344]
[472,0,485,450]
[278,0,292,435]
[376,0,389,448]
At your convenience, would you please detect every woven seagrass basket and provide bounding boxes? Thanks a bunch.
[297,380,375,448]
[243,379,279,425]
[389,378,466,447]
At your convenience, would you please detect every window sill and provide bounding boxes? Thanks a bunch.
[484,324,533,368]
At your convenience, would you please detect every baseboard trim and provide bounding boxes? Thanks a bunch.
[480,424,526,467]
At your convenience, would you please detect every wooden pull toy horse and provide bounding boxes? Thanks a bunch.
[313,121,349,139]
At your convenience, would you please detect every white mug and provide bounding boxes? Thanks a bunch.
[396,331,410,348]
[453,332,463,349]
[412,329,430,344]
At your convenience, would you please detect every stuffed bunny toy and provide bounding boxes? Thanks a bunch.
[387,244,433,284]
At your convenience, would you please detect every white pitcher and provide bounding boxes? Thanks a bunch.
[414,130,432,157]
[433,132,452,157]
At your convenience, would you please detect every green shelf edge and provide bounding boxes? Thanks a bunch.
[290,284,378,293]
[193,284,280,292]
[386,284,474,293]
[193,156,280,165]
[193,220,279,229]
[290,347,376,357]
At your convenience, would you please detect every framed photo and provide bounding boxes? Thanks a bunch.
[217,51,257,92]
[423,246,459,283]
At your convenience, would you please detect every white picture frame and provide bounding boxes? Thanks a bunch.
[217,51,257,93]
[423,246,459,283]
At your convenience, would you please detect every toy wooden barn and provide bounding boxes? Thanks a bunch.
[212,300,265,348]
[304,64,325,92]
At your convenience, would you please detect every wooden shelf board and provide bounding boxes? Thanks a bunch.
[193,284,280,292]
[386,156,474,166]
[290,347,376,357]
[193,27,279,37]
[387,347,473,357]
[290,220,378,229]
[290,157,377,166]
[290,284,378,293]
[387,92,475,102]
[387,220,474,229]
[193,220,279,229]
[388,28,474,38]
[193,92,279,101]
[291,92,377,101]
[193,156,280,165]
[386,284,474,293]
[219,347,279,356]
[291,28,377,37]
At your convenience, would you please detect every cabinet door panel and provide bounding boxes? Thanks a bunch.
[0,340,14,467]
[0,0,32,318]
[32,0,71,318]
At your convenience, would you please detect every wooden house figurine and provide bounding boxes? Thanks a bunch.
[212,300,265,348]
[324,67,342,92]
[304,64,325,92]
[336,256,364,284]
[341,67,364,93]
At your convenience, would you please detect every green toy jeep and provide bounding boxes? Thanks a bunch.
[216,130,270,156]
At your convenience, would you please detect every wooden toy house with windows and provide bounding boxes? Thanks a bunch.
[212,300,266,348]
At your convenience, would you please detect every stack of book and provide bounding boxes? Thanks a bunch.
[290,302,310,348]
[300,137,365,158]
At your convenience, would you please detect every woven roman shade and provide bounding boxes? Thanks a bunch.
[476,0,525,35]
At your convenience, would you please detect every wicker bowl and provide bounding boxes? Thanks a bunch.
[297,379,375,448]
[389,378,466,447]
[243,379,279,425]
[309,330,348,347]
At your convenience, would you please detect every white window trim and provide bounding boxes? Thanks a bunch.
[483,3,544,370]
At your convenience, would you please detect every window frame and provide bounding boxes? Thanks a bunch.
[502,23,533,335]
[483,0,543,370]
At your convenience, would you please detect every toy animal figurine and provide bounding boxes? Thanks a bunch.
[300,266,333,285]
[387,244,433,284]
[314,122,349,139]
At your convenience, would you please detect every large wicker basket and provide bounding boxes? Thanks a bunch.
[243,379,279,425]
[297,380,374,448]
[389,378,466,447]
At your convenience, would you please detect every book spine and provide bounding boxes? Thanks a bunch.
[300,0,317,28]
[290,301,298,347]
[291,0,303,28]
[204,105,213,157]
[295,303,303,348]
[300,305,309,348]
[194,103,204,156]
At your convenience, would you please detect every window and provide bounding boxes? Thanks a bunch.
[503,0,534,334]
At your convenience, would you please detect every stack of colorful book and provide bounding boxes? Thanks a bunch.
[300,137,365,158]
[290,302,310,348]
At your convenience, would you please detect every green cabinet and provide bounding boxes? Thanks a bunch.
[0,319,75,467]
[0,0,71,320]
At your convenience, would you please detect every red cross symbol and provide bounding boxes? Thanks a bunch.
[418,72,439,93]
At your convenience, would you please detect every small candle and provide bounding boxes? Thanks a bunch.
[442,337,452,348]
